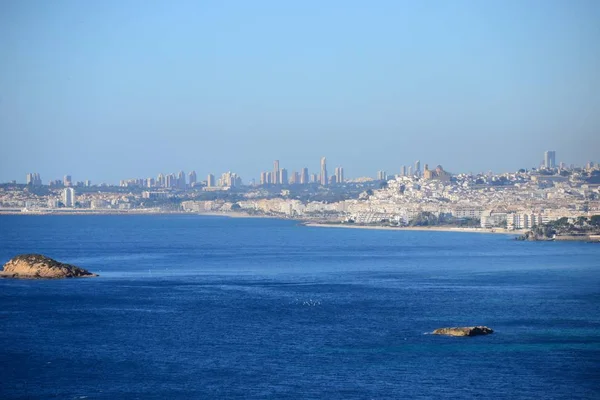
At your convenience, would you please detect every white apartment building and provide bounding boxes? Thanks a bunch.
[63,188,75,207]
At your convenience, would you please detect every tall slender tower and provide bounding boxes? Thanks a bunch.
[188,171,197,187]
[280,168,288,185]
[414,161,421,177]
[177,171,186,189]
[320,157,328,186]
[335,167,344,184]
[273,160,280,185]
[300,168,309,185]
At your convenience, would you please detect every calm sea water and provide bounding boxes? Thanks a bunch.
[0,215,599,399]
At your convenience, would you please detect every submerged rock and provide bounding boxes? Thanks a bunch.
[0,254,98,279]
[432,326,493,337]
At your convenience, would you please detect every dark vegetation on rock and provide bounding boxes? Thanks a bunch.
[517,216,600,241]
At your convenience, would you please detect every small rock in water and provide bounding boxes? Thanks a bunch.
[432,326,493,337]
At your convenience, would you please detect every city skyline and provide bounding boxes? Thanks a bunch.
[3,151,598,225]
[3,148,599,186]
[9,150,599,187]
[1,2,599,184]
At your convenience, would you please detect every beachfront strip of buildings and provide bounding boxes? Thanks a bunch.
[180,172,599,230]
[3,169,599,230]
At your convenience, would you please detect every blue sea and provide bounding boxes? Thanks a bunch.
[1,215,599,399]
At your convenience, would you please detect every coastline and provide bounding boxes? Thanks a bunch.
[302,222,524,235]
[0,209,285,219]
[0,209,188,216]
[0,211,523,235]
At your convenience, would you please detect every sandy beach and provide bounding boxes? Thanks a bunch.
[195,211,283,219]
[303,222,524,235]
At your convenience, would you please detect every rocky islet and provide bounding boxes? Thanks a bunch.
[0,254,98,279]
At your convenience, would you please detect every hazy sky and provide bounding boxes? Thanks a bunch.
[1,0,599,183]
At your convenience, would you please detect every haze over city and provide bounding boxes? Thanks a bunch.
[1,0,599,183]
[2,3,600,399]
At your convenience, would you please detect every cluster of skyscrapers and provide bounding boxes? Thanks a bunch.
[119,170,242,190]
[20,150,569,191]
[390,160,422,180]
[25,173,42,186]
[27,174,92,188]
[259,157,344,186]
[153,171,193,189]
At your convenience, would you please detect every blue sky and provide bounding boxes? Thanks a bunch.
[1,0,599,183]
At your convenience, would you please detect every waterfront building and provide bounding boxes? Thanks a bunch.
[63,187,75,207]
[377,170,386,180]
[47,198,60,208]
[90,199,109,209]
[400,166,406,176]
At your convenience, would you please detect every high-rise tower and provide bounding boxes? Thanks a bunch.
[544,151,556,169]
[300,168,309,185]
[207,174,215,187]
[320,157,328,186]
[188,171,197,187]
[280,168,288,185]
[334,167,344,184]
[177,171,186,189]
[273,160,280,185]
[63,187,75,207]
